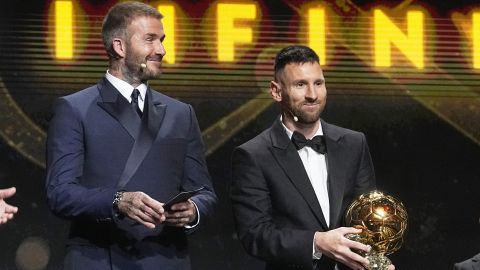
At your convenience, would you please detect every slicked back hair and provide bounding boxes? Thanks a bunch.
[274,45,320,82]
[102,1,163,59]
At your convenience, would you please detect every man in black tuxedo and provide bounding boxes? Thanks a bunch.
[231,45,394,270]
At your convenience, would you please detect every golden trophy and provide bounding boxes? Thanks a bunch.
[344,190,408,270]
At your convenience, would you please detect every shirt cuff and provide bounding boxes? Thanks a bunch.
[313,233,323,260]
[184,200,200,229]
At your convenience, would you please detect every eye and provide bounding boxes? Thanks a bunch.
[295,82,305,88]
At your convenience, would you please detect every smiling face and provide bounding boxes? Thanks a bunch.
[271,61,327,128]
[111,15,166,86]
[124,16,165,83]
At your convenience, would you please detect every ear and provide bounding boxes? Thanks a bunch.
[112,38,126,58]
[270,80,282,102]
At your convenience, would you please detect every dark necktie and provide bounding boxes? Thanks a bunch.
[131,89,143,117]
[291,131,326,154]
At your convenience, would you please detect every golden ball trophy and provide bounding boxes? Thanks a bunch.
[344,190,408,270]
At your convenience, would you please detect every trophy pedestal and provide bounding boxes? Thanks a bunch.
[365,253,391,270]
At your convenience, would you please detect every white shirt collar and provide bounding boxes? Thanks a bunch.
[280,115,324,139]
[105,70,147,102]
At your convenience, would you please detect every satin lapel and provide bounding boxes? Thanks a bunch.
[269,119,329,230]
[322,120,347,229]
[96,78,141,139]
[145,88,166,140]
[117,88,166,189]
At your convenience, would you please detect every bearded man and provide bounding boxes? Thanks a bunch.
[230,45,394,270]
[45,2,216,269]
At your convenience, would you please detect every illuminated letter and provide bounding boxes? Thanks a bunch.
[308,7,326,65]
[158,5,175,64]
[374,9,424,68]
[55,0,73,59]
[473,12,480,69]
[217,3,257,62]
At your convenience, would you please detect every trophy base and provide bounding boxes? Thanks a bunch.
[365,254,391,270]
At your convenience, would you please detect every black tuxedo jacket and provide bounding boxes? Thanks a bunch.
[231,118,376,270]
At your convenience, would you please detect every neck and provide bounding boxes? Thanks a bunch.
[282,113,320,139]
[109,62,143,88]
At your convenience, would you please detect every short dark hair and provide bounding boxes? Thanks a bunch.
[102,1,163,59]
[274,45,320,81]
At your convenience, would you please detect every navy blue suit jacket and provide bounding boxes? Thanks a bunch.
[46,78,217,270]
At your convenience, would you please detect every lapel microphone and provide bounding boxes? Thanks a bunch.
[285,109,299,122]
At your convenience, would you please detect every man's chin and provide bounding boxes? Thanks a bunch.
[142,69,162,80]
[295,111,321,124]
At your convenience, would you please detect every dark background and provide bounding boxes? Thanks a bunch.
[1,0,480,269]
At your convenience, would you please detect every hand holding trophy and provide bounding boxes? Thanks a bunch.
[344,190,408,270]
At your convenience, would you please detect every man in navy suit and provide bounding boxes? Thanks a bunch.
[230,45,394,270]
[46,2,216,269]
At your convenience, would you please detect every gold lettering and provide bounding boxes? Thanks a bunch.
[217,3,257,62]
[374,9,424,68]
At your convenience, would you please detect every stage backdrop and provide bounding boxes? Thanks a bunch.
[1,0,480,269]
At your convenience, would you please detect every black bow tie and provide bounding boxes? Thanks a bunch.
[291,131,326,154]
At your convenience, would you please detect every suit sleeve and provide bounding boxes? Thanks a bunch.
[45,98,116,221]
[181,105,217,230]
[353,133,376,196]
[231,146,314,266]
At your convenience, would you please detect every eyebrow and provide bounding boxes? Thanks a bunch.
[145,33,165,41]
[292,79,308,84]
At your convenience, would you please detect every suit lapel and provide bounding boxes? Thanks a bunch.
[269,119,329,230]
[96,78,142,139]
[116,88,167,189]
[95,78,167,188]
[322,120,347,229]
[145,88,166,140]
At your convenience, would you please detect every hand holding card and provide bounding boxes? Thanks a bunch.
[163,187,205,211]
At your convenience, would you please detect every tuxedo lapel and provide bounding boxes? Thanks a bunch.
[322,120,347,229]
[95,78,167,189]
[96,78,142,139]
[269,119,329,230]
[145,88,166,140]
[116,88,167,189]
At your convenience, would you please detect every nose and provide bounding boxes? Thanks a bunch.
[305,84,317,101]
[155,39,166,56]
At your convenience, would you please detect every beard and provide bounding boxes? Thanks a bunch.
[288,102,324,124]
[122,49,162,84]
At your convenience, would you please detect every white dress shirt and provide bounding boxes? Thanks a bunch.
[281,119,329,260]
[105,71,147,112]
